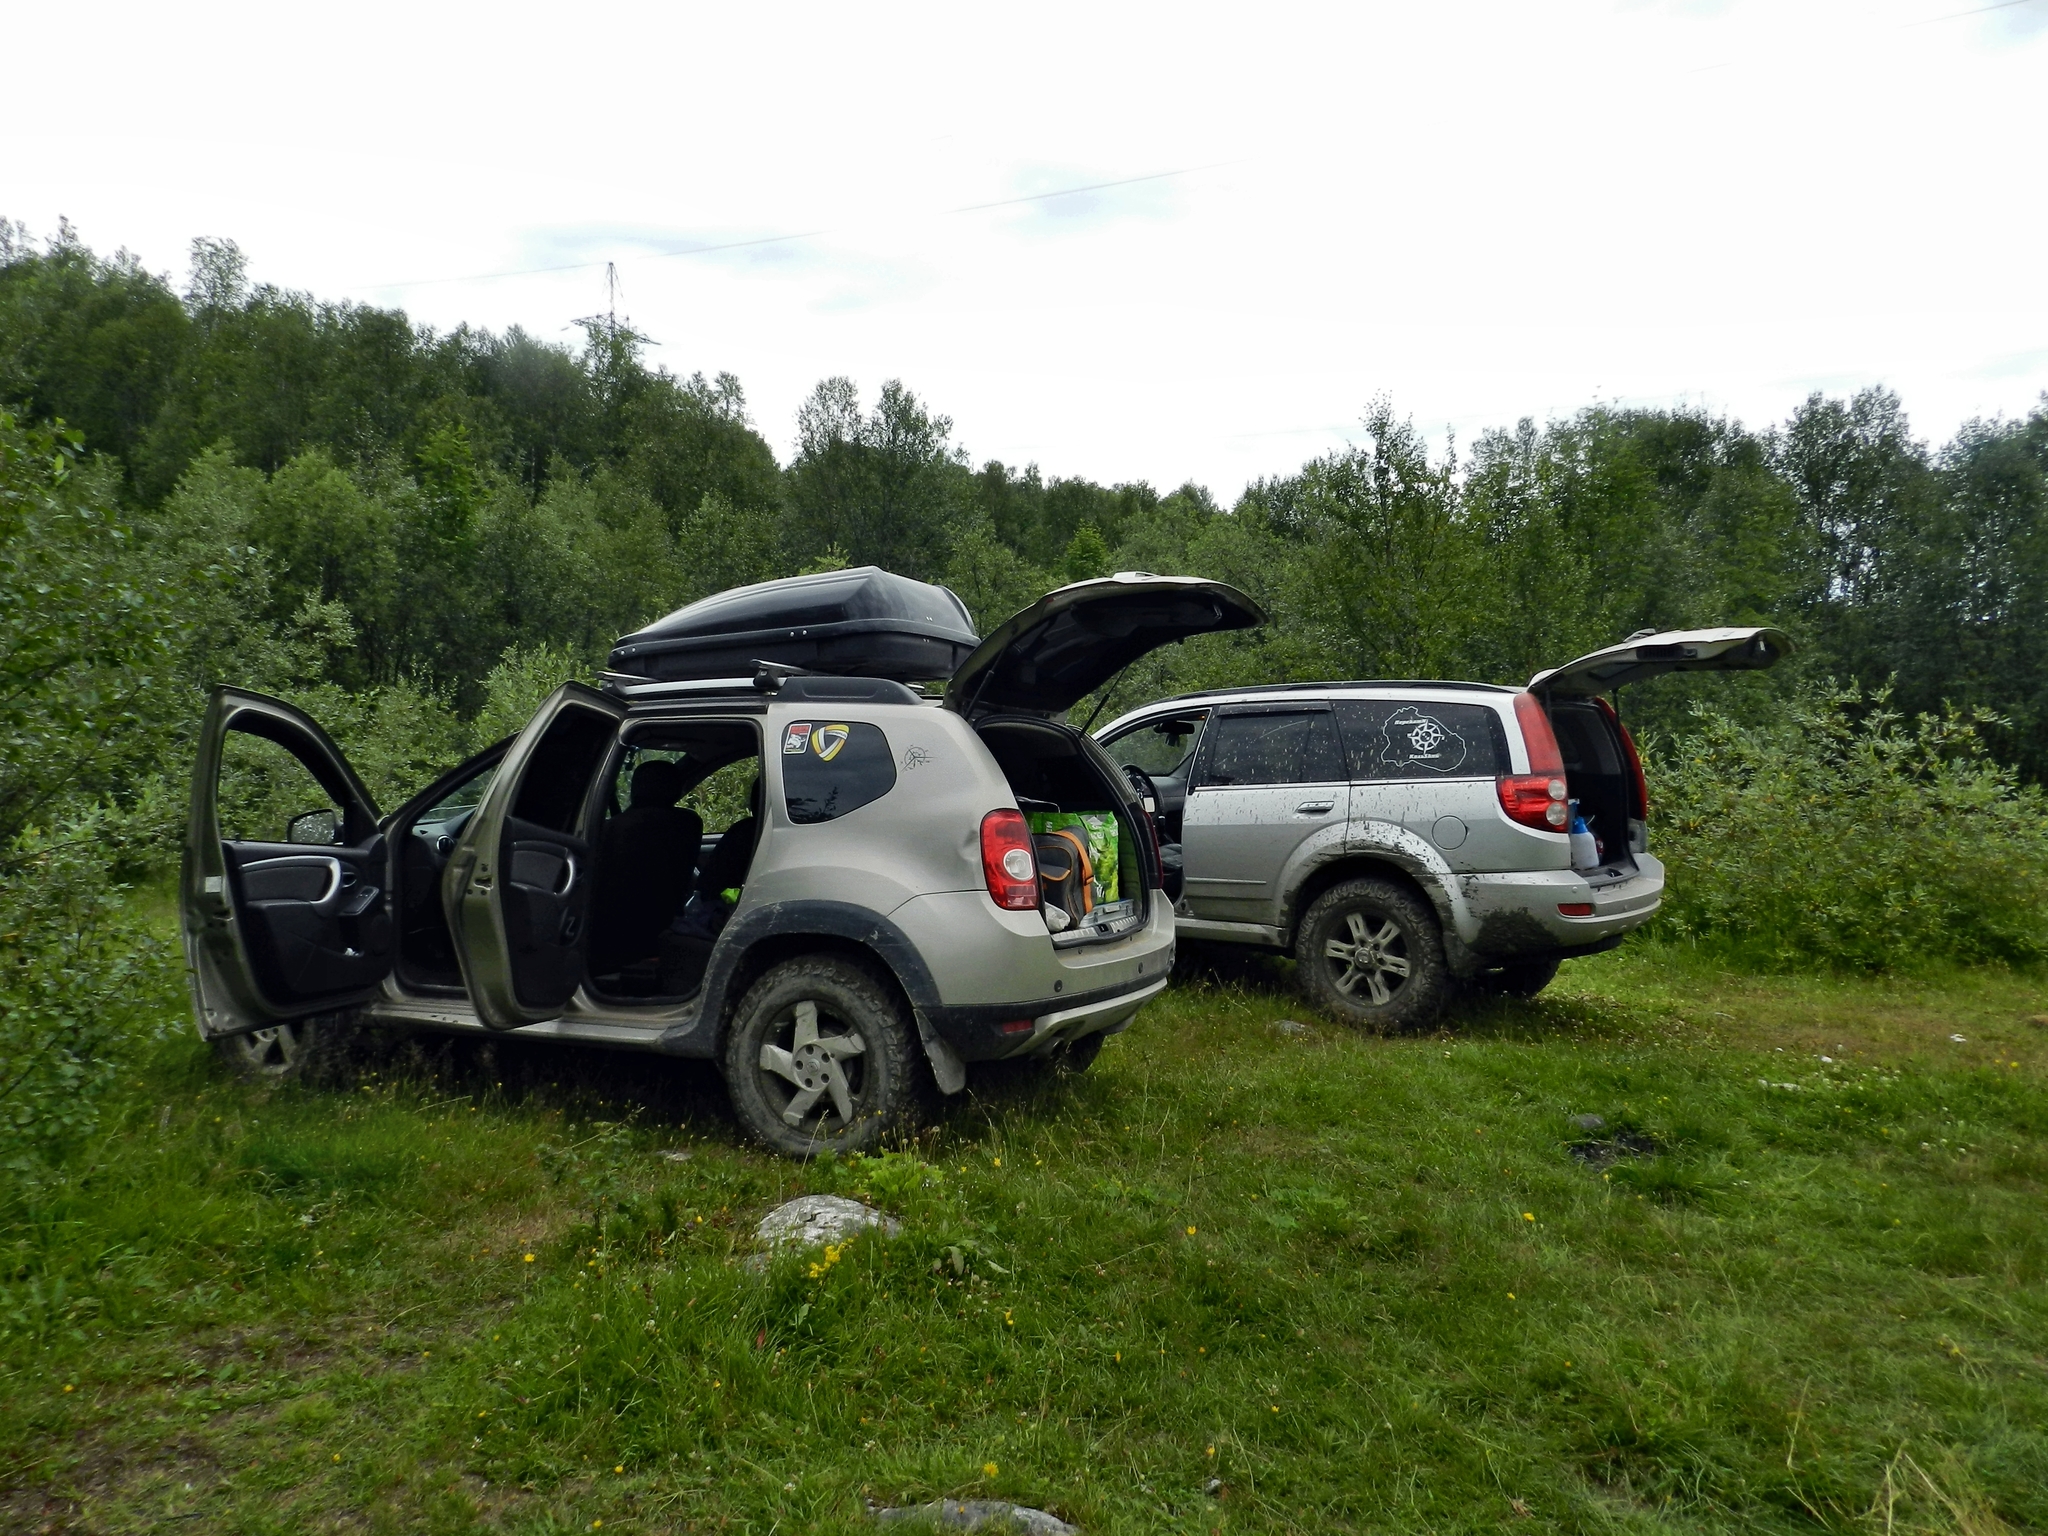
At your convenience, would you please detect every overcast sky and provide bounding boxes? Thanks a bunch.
[8,0,2045,497]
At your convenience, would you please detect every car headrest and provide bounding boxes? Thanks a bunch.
[631,759,688,809]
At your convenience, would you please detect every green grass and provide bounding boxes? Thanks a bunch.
[3,944,2046,1534]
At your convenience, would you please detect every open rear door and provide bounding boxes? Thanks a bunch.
[945,572,1266,719]
[1528,627,1792,697]
[181,687,391,1039]
[443,683,625,1028]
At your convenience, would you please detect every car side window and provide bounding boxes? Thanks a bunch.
[418,764,496,827]
[510,705,618,833]
[218,728,344,844]
[1332,701,1508,780]
[1103,712,1209,779]
[1198,710,1345,787]
[779,720,897,825]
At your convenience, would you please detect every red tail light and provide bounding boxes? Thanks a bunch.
[1498,774,1570,831]
[980,809,1040,910]
[1513,690,1564,773]
[1595,695,1649,819]
[1500,692,1569,831]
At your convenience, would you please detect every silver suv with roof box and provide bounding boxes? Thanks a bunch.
[182,569,1263,1155]
[1094,628,1789,1029]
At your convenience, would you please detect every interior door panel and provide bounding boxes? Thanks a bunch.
[225,843,390,1001]
[500,820,592,1010]
[445,685,625,1029]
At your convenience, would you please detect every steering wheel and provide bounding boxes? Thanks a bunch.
[1120,763,1158,811]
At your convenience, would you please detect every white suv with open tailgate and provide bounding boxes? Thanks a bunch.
[1095,628,1788,1028]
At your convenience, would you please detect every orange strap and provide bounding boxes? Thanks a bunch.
[1047,828,1093,914]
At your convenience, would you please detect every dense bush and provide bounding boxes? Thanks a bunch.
[0,416,194,1157]
[0,803,183,1161]
[1650,686,2048,969]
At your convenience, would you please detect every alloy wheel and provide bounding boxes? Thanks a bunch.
[757,999,869,1131]
[1324,910,1412,1006]
[225,1023,302,1077]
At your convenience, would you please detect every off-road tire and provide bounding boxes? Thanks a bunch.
[1472,956,1562,999]
[1295,877,1448,1032]
[724,956,922,1158]
[212,1012,354,1082]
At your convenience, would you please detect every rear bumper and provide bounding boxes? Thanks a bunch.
[1454,853,1665,960]
[925,974,1170,1061]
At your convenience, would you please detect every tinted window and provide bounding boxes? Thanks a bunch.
[1200,710,1346,787]
[779,720,896,825]
[1333,701,1506,780]
[1103,713,1209,779]
[511,706,617,832]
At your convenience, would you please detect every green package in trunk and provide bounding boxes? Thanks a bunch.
[1026,811,1118,908]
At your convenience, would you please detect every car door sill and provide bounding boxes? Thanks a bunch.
[365,996,681,1051]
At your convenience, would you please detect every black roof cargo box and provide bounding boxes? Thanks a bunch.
[608,566,979,684]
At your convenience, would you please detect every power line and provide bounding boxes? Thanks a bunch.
[1901,0,2042,27]
[356,162,1222,294]
[364,229,828,292]
[1690,0,2042,69]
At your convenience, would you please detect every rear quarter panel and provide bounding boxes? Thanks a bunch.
[1341,692,1567,875]
[741,703,1000,917]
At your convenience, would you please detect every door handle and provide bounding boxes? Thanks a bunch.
[1294,800,1335,815]
[337,884,382,918]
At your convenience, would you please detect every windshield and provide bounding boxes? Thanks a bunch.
[1102,712,1209,779]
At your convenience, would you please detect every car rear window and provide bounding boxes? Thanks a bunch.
[1333,701,1507,780]
[1200,709,1346,786]
[779,720,897,824]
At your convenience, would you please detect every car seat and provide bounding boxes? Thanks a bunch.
[590,760,702,976]
[695,772,761,899]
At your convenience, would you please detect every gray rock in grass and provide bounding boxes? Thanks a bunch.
[1270,1018,1314,1038]
[873,1500,1078,1534]
[755,1193,901,1250]
[1570,1113,1606,1132]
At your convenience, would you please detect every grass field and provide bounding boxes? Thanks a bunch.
[3,942,2045,1535]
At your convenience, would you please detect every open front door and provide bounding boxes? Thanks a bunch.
[181,687,391,1039]
[444,683,625,1029]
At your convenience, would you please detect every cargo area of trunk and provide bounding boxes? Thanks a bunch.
[1545,699,1644,879]
[974,716,1151,945]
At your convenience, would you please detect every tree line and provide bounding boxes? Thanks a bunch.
[4,220,2047,774]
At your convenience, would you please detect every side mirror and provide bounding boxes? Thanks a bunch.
[287,808,341,845]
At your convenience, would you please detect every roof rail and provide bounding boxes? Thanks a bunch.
[601,670,928,707]
[1157,678,1518,704]
[600,672,760,700]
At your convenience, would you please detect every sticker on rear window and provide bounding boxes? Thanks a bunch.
[1334,701,1506,781]
[781,722,897,824]
[1384,707,1469,773]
